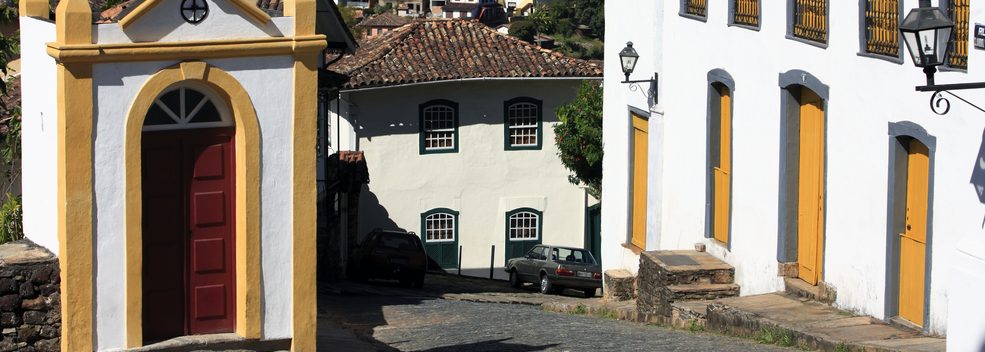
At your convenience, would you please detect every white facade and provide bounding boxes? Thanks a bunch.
[335,79,595,279]
[603,0,985,336]
[19,17,59,254]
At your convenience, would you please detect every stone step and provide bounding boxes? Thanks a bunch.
[641,250,735,285]
[783,277,836,304]
[668,283,740,301]
[602,269,636,302]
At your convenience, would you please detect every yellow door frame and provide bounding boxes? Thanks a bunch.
[899,139,929,327]
[796,88,825,286]
[712,85,731,245]
[631,113,648,249]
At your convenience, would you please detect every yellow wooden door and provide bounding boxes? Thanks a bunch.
[899,139,929,326]
[797,89,825,285]
[631,114,648,249]
[713,86,731,244]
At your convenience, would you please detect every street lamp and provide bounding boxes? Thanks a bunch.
[618,42,658,102]
[899,0,954,85]
[900,0,985,115]
[619,42,640,82]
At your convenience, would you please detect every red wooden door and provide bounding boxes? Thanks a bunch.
[142,127,236,341]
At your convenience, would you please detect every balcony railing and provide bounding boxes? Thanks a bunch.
[792,0,827,44]
[733,0,759,27]
[685,0,707,17]
[864,0,899,57]
[946,0,969,69]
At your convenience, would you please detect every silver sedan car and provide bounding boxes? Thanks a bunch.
[505,245,602,297]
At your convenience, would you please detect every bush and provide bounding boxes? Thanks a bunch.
[554,81,603,199]
[555,18,574,37]
[508,20,537,43]
[0,193,22,244]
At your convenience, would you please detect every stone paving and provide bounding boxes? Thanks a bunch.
[318,274,796,351]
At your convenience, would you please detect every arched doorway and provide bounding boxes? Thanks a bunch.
[796,87,825,285]
[140,84,237,342]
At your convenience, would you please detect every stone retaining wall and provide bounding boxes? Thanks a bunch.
[0,241,60,352]
[636,252,672,317]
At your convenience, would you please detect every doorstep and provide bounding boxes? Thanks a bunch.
[706,293,945,352]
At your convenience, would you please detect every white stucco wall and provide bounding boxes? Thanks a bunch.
[343,80,593,280]
[604,0,985,335]
[90,56,295,350]
[93,0,294,44]
[19,17,59,254]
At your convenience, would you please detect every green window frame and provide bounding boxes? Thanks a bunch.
[504,97,543,150]
[419,99,459,154]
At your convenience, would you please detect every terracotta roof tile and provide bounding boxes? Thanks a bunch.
[327,19,602,90]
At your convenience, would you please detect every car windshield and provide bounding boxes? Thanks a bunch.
[552,248,596,265]
[378,233,421,251]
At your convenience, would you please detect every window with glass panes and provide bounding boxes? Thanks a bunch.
[424,212,456,242]
[506,100,541,149]
[420,101,458,153]
[508,211,540,241]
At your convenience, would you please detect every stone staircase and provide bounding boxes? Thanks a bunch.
[636,250,739,323]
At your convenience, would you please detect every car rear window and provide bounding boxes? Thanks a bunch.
[554,248,596,265]
[378,233,421,251]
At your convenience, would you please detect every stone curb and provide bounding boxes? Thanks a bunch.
[705,302,931,352]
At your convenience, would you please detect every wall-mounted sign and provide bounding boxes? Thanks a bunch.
[975,23,985,50]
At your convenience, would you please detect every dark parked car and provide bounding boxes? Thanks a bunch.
[347,229,427,288]
[505,245,602,297]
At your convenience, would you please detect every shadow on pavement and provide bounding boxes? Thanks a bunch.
[317,273,592,350]
[416,338,560,352]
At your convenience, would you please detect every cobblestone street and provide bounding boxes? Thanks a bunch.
[318,275,795,351]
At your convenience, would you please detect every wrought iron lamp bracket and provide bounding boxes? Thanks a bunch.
[621,72,659,104]
[916,82,985,116]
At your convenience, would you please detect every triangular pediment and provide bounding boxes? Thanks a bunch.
[109,0,285,42]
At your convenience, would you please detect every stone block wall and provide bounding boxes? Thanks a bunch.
[636,252,672,317]
[0,241,60,352]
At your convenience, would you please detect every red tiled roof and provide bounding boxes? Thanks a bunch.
[327,20,602,90]
[356,12,412,28]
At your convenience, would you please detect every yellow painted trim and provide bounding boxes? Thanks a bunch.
[290,54,321,352]
[55,0,92,45]
[46,35,327,64]
[123,62,262,347]
[55,0,94,349]
[19,0,48,18]
[57,62,94,352]
[289,0,320,347]
[229,0,274,25]
[285,0,316,35]
[117,0,162,28]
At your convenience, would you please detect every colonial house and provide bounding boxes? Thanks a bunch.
[18,0,354,349]
[326,20,602,279]
[356,12,413,39]
[601,0,984,344]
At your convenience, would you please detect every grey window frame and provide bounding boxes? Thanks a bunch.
[786,0,829,48]
[857,0,904,64]
[729,0,761,31]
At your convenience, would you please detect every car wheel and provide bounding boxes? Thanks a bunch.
[583,288,597,298]
[539,274,554,295]
[509,270,522,288]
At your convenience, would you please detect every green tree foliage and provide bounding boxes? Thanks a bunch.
[339,6,365,38]
[536,0,603,39]
[0,2,22,244]
[554,81,603,200]
[508,20,537,43]
[0,193,22,243]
